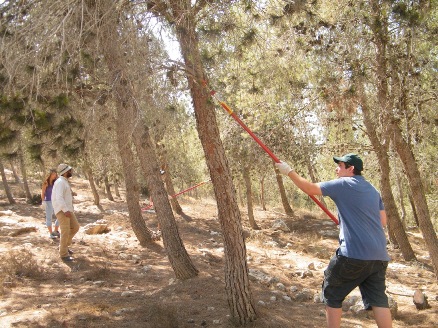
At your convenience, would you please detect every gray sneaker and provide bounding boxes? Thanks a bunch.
[52,231,60,237]
[49,233,57,239]
[61,256,74,262]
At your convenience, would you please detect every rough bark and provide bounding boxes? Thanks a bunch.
[9,160,21,183]
[273,162,294,216]
[83,161,100,207]
[0,161,15,204]
[307,161,328,210]
[361,100,414,258]
[408,193,419,227]
[18,142,32,200]
[160,153,184,215]
[391,123,438,278]
[366,0,416,260]
[104,174,114,201]
[82,0,156,246]
[259,175,267,211]
[175,21,256,323]
[93,0,197,278]
[132,125,198,279]
[242,164,260,230]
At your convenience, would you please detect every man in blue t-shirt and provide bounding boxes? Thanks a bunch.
[276,154,392,328]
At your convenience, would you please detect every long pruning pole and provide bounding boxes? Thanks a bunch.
[171,179,211,198]
[205,83,339,225]
[141,179,211,212]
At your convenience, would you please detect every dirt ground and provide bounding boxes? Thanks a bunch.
[0,176,437,328]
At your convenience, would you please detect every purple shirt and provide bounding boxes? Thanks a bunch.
[44,184,53,201]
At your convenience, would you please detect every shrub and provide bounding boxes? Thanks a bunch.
[0,248,44,294]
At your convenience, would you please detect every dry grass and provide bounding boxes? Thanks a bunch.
[0,248,44,295]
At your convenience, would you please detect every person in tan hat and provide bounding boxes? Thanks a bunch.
[276,154,392,328]
[52,163,80,262]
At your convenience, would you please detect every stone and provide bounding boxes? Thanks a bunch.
[83,220,109,234]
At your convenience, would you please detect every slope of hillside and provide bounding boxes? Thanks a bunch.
[0,177,437,327]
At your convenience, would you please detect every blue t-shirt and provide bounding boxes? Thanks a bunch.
[319,176,390,261]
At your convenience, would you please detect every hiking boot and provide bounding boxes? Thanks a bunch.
[52,231,60,237]
[61,256,74,262]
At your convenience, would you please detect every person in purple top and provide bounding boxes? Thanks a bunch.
[276,153,392,328]
[41,169,60,239]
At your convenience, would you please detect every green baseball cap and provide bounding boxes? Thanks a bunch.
[333,153,363,171]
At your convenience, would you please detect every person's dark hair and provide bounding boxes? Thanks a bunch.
[344,163,362,175]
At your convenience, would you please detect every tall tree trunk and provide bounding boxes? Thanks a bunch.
[242,164,260,230]
[366,1,416,260]
[18,141,32,200]
[82,0,156,246]
[83,160,100,207]
[114,114,156,246]
[174,15,256,324]
[161,154,184,215]
[104,174,114,201]
[132,125,198,279]
[260,174,266,211]
[391,123,438,278]
[0,162,15,204]
[408,193,419,227]
[273,161,294,216]
[9,160,21,183]
[359,81,414,259]
[94,1,197,278]
[114,177,121,198]
[307,161,328,209]
[395,168,407,227]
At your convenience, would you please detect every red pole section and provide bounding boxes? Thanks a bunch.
[170,179,211,198]
[141,180,211,212]
[217,100,339,225]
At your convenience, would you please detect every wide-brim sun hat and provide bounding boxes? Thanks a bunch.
[57,163,72,176]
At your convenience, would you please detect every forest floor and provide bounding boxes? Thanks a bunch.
[0,175,437,328]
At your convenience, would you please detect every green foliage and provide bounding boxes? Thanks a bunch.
[50,93,69,110]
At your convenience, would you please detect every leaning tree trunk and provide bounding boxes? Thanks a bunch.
[361,99,414,257]
[391,122,438,278]
[365,2,416,260]
[273,161,294,216]
[95,1,197,278]
[243,164,260,230]
[132,124,199,279]
[82,1,156,246]
[161,155,184,216]
[113,110,156,246]
[408,193,419,227]
[0,162,15,204]
[9,160,21,183]
[176,23,256,324]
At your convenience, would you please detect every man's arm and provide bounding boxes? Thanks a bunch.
[276,161,322,196]
[287,171,322,196]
